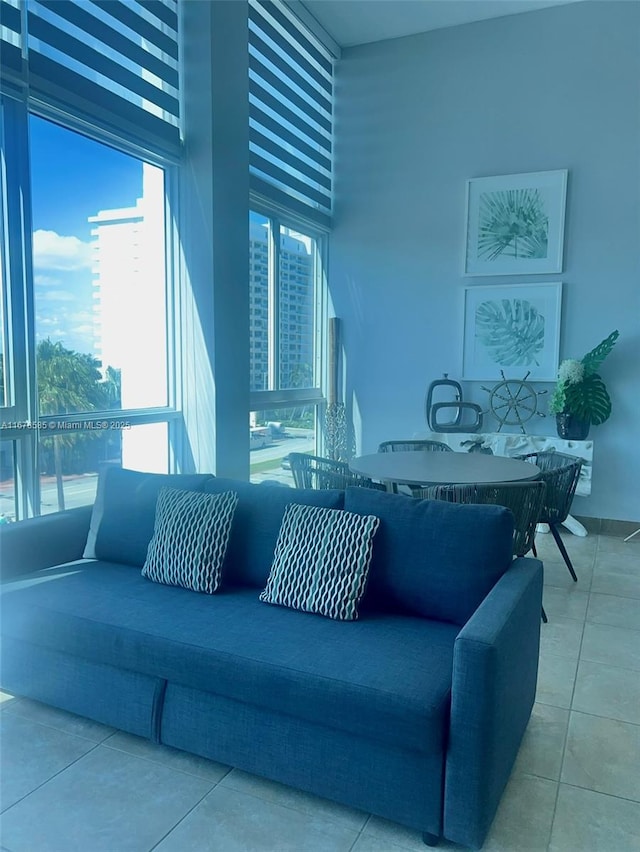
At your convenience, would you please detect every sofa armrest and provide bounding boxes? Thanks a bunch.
[0,506,93,580]
[443,557,543,849]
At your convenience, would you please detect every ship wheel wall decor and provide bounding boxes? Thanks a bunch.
[481,371,548,433]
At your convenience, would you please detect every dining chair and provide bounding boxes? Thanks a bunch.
[288,453,385,491]
[515,451,583,582]
[377,439,453,453]
[416,480,549,621]
[377,440,452,493]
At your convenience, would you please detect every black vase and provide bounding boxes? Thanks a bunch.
[556,413,590,440]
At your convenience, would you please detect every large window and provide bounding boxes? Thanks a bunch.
[249,209,324,482]
[0,106,176,520]
[0,0,181,520]
[31,117,168,414]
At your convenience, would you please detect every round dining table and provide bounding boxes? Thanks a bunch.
[349,451,540,487]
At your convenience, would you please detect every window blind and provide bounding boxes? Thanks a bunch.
[0,0,180,158]
[249,0,334,226]
[0,0,25,93]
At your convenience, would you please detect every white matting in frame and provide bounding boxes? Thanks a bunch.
[464,170,568,276]
[462,282,562,381]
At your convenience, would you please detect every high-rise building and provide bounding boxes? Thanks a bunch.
[89,164,167,471]
[249,220,315,393]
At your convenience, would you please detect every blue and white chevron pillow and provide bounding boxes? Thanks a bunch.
[142,487,238,594]
[260,503,380,620]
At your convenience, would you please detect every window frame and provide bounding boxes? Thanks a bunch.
[0,97,181,520]
[249,199,327,416]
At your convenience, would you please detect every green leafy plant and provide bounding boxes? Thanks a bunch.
[548,331,620,425]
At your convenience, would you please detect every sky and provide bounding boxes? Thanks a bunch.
[30,115,142,356]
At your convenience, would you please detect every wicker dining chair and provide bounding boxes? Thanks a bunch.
[515,451,583,582]
[378,439,453,453]
[417,480,547,559]
[288,453,385,491]
[416,480,549,621]
[377,440,452,493]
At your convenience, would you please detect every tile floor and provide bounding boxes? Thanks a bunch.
[0,530,639,852]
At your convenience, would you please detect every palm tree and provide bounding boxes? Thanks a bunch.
[102,365,122,409]
[37,339,109,511]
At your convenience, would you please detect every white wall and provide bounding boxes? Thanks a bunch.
[329,1,640,521]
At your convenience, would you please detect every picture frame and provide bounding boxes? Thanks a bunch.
[464,170,568,276]
[462,281,562,381]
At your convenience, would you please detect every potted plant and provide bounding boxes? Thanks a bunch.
[548,330,619,439]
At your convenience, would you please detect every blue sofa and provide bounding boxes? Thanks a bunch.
[0,467,543,849]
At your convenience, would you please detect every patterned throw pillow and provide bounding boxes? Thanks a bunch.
[142,487,238,594]
[260,503,380,620]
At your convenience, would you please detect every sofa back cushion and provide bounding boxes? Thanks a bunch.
[344,487,514,625]
[85,466,213,566]
[203,478,344,588]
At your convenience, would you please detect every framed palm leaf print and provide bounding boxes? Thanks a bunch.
[462,282,562,381]
[464,170,568,275]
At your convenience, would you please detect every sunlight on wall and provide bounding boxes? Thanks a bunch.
[351,389,363,456]
[180,250,217,477]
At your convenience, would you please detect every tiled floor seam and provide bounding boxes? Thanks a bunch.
[579,648,640,675]
[546,584,589,846]
[569,707,640,729]
[543,538,593,852]
[557,780,640,806]
[3,707,113,745]
[100,737,234,784]
[209,780,365,833]
[347,832,360,852]
[146,784,218,852]
[0,739,102,816]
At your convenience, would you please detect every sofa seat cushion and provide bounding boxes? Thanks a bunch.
[1,562,457,755]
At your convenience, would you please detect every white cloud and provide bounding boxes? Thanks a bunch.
[69,310,94,325]
[33,229,92,271]
[34,274,61,287]
[37,289,76,302]
[70,323,95,337]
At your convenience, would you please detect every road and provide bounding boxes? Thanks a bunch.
[0,429,316,519]
[250,432,314,463]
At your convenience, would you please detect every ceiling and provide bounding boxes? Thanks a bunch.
[298,0,584,48]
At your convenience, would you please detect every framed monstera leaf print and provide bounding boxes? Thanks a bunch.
[462,282,562,381]
[464,170,568,275]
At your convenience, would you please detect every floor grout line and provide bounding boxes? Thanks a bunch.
[544,531,594,851]
[0,739,102,817]
[146,783,217,852]
[1,706,114,746]
[558,781,640,807]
